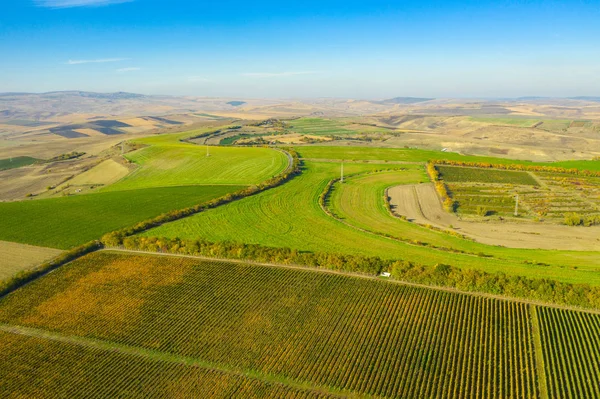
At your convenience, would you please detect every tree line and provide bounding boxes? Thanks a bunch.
[433,159,600,177]
[113,236,600,310]
[426,162,457,212]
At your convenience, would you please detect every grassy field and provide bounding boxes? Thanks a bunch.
[296,146,600,172]
[296,146,536,164]
[0,156,39,171]
[0,185,242,249]
[287,118,355,136]
[144,160,600,285]
[0,241,62,281]
[104,139,287,191]
[0,251,598,397]
[437,165,539,185]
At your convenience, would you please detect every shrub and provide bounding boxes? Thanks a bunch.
[564,212,583,226]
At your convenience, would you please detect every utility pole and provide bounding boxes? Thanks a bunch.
[514,193,519,216]
[340,161,344,183]
[206,143,210,157]
[121,141,124,156]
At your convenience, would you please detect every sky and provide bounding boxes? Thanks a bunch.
[1,0,600,98]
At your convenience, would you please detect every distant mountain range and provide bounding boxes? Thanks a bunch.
[376,97,435,104]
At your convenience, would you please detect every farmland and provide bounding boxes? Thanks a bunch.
[0,251,598,397]
[287,118,355,136]
[0,156,39,171]
[0,241,62,280]
[0,185,242,249]
[103,134,288,191]
[0,331,330,398]
[437,165,538,185]
[437,165,600,222]
[145,160,600,286]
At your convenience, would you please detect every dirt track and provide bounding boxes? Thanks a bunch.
[388,183,600,251]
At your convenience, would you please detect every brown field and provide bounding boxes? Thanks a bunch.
[388,183,600,250]
[0,240,61,281]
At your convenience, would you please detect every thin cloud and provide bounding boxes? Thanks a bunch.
[117,67,141,73]
[35,0,133,8]
[241,71,321,78]
[67,58,128,65]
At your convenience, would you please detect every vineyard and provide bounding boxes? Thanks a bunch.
[440,165,600,222]
[0,251,598,398]
[0,331,331,398]
[437,165,539,185]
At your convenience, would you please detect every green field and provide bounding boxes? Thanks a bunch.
[296,146,600,172]
[104,136,287,191]
[438,165,539,185]
[287,118,355,136]
[0,251,598,398]
[0,156,39,171]
[144,160,600,285]
[0,185,241,249]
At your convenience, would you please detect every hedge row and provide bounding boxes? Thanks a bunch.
[116,236,600,310]
[433,159,600,177]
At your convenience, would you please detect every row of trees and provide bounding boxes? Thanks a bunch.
[433,159,600,177]
[114,236,600,310]
[564,212,600,226]
[102,148,301,247]
[426,162,457,211]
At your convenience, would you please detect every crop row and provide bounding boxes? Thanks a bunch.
[536,307,600,399]
[0,331,331,398]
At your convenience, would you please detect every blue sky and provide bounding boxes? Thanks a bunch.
[1,0,600,98]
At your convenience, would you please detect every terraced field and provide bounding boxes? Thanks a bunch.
[0,251,598,398]
[145,160,600,285]
[0,185,242,249]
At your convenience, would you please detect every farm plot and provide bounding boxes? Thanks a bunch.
[103,136,287,191]
[0,156,39,171]
[447,184,537,218]
[0,241,61,281]
[0,251,542,399]
[0,331,330,399]
[287,118,355,136]
[437,165,538,185]
[0,185,242,249]
[528,172,600,219]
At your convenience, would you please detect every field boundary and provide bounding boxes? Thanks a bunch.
[0,323,349,398]
[100,248,600,316]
